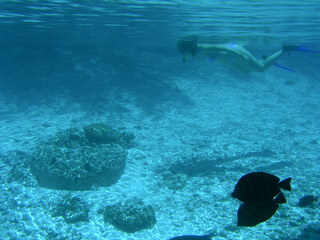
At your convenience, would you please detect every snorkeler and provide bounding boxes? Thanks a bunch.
[177,36,314,73]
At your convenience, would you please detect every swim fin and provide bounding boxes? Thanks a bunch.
[262,55,296,73]
[295,46,318,53]
[274,63,296,73]
[283,45,318,54]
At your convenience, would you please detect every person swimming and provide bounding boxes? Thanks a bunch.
[177,36,312,73]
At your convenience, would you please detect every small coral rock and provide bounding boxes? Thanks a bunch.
[162,172,188,190]
[52,195,89,223]
[103,198,157,233]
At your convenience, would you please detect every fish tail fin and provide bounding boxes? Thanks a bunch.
[278,177,292,191]
[274,192,287,204]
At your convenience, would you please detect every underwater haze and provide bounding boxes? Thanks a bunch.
[0,1,320,240]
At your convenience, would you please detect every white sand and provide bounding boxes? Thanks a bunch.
[0,61,319,240]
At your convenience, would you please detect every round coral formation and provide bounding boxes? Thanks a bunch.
[103,198,157,233]
[30,125,129,190]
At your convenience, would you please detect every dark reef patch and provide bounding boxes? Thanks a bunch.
[29,124,132,190]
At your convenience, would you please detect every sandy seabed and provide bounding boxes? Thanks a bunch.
[0,63,320,240]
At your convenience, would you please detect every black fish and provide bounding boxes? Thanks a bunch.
[298,195,318,207]
[169,235,212,240]
[232,172,291,203]
[237,192,286,227]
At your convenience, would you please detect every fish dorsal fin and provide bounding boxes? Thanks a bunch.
[274,192,287,204]
[278,177,292,191]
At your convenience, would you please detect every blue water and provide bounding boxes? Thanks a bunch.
[1,1,320,240]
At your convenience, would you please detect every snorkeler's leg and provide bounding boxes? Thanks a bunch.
[262,49,284,69]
